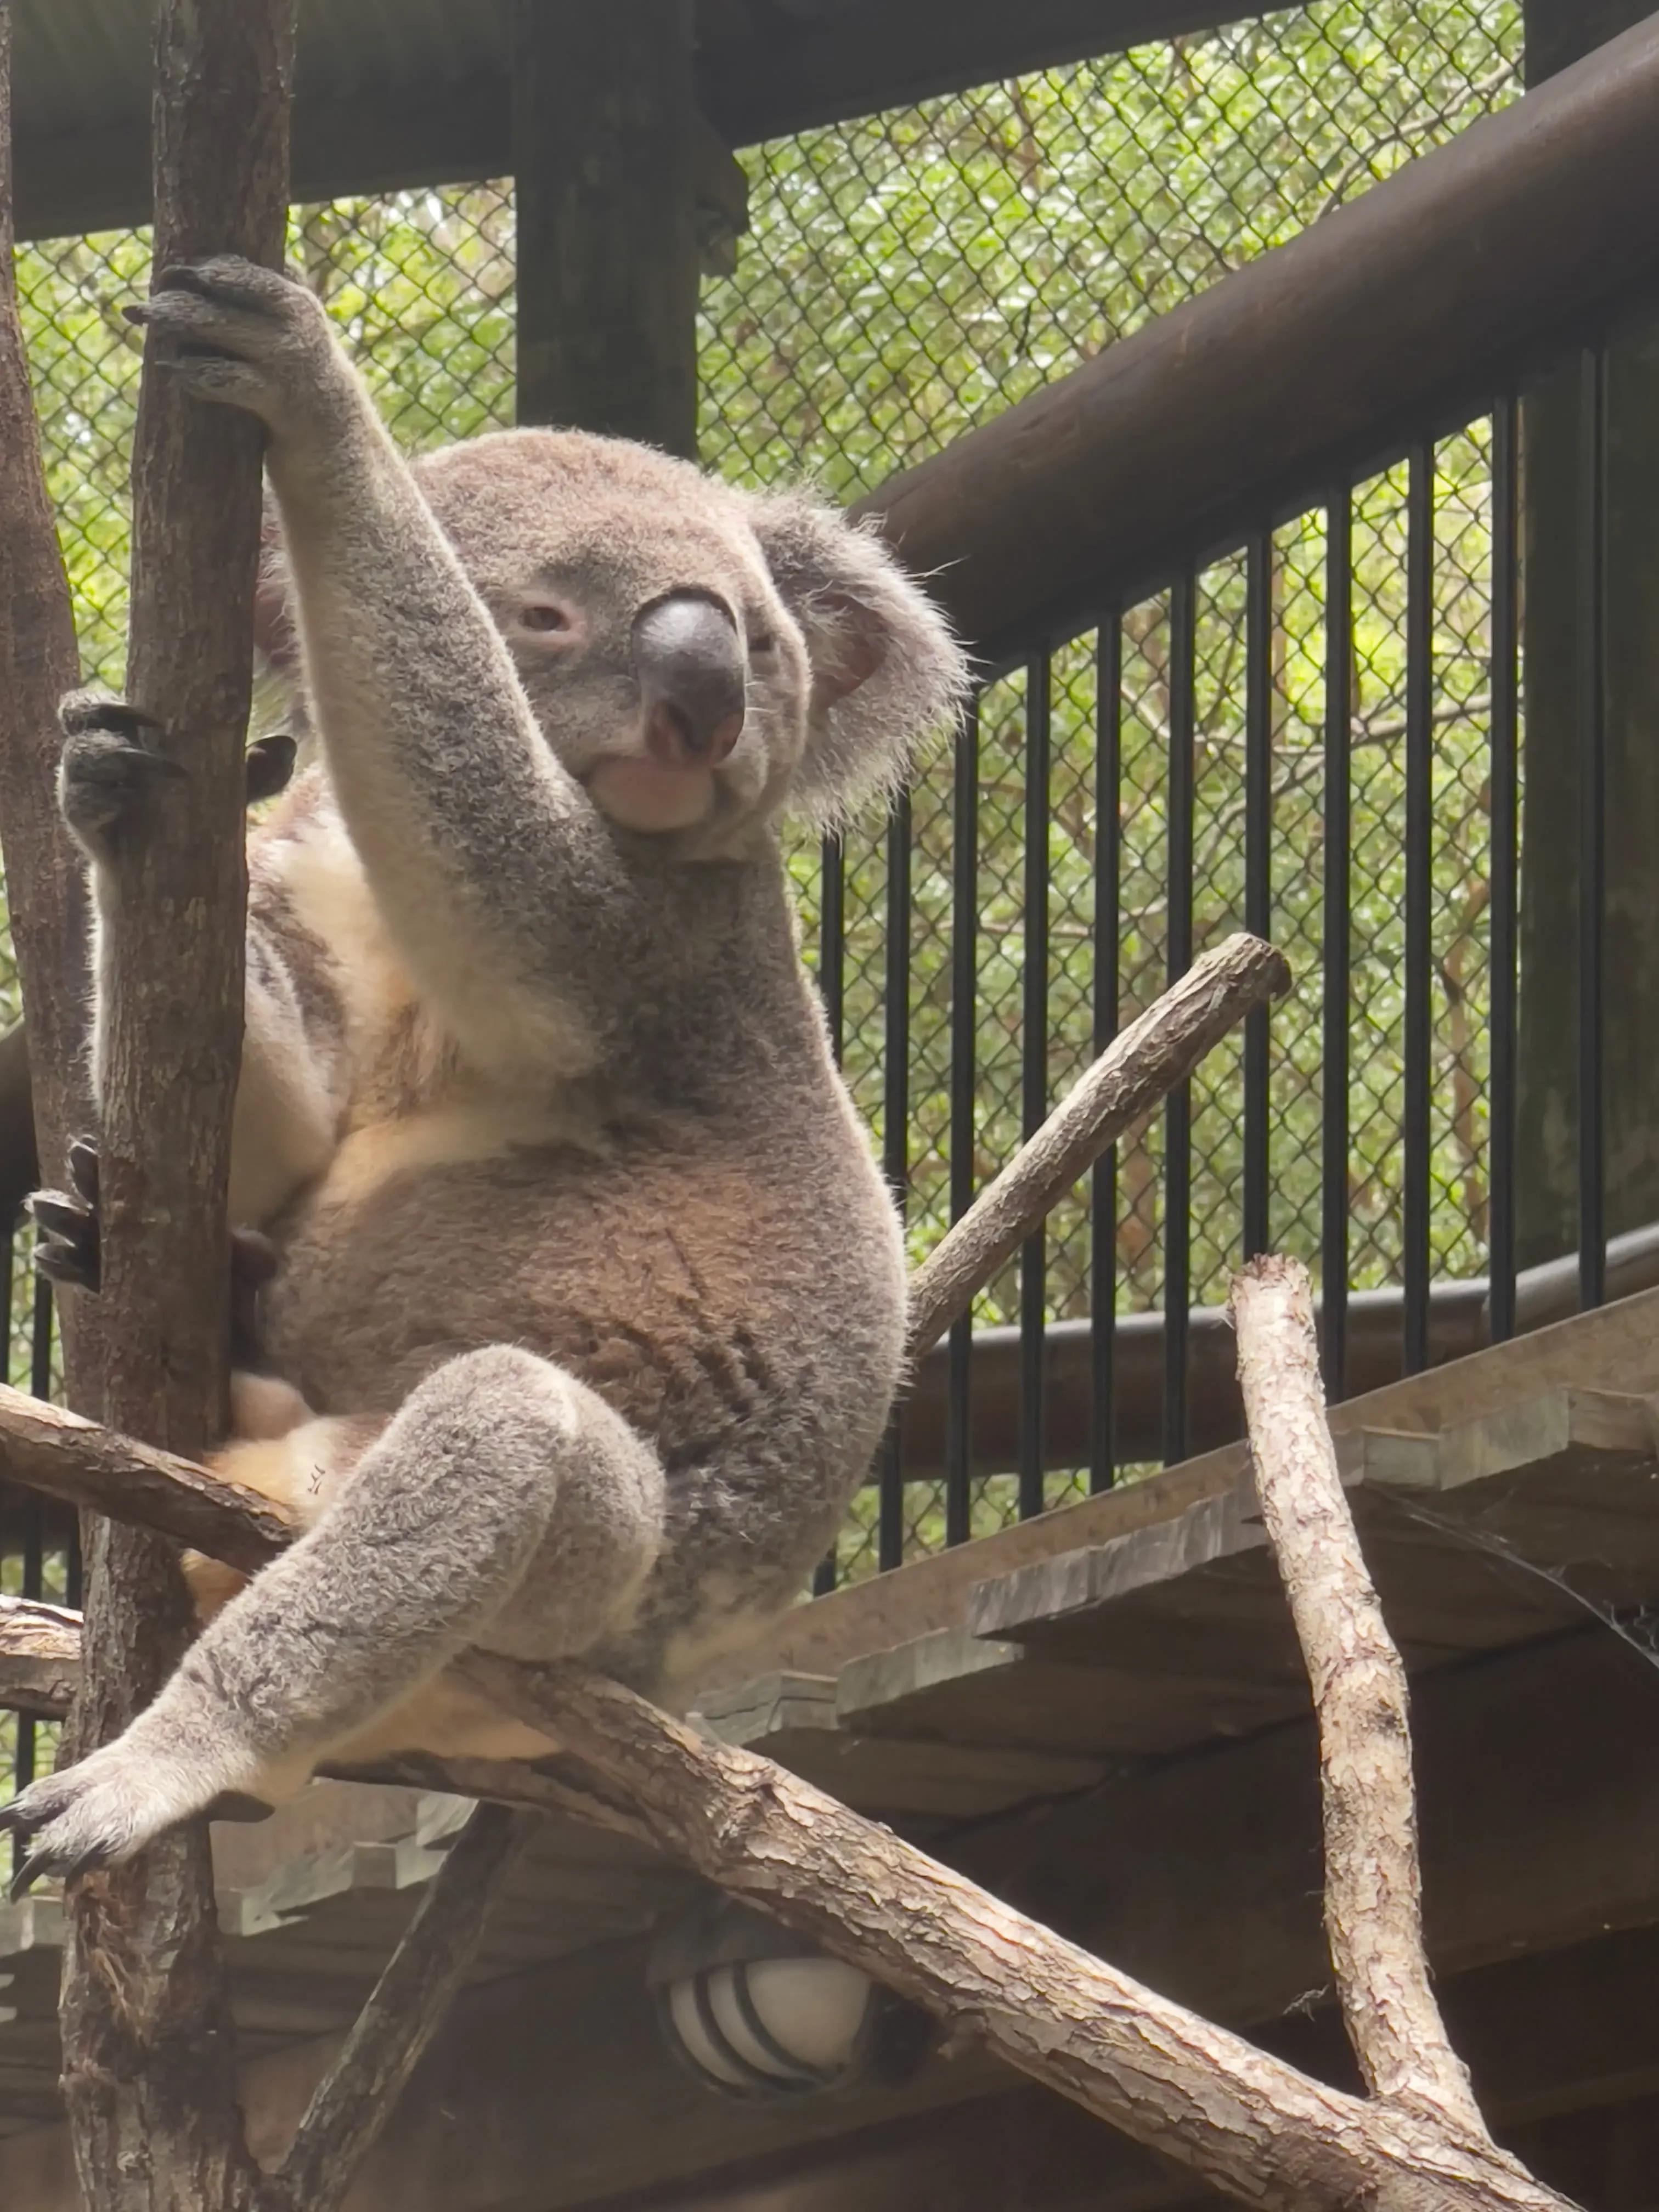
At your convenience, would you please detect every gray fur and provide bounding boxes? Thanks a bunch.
[1,257,965,1885]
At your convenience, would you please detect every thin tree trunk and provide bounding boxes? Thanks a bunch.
[52,7,295,2208]
[0,2,93,1230]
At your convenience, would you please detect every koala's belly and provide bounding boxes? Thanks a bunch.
[262,1124,901,1485]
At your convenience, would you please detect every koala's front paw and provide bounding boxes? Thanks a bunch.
[125,258,349,448]
[0,1736,275,1898]
[57,692,184,857]
[26,1134,103,1294]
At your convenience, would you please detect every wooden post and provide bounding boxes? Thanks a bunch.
[511,0,702,455]
[1516,0,1659,1267]
[53,4,294,2207]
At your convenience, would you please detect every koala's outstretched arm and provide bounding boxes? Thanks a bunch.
[0,1346,666,1887]
[131,260,628,1077]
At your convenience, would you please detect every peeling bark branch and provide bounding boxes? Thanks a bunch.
[274,1803,533,2212]
[0,1386,298,1568]
[458,1654,1575,2212]
[0,1593,80,1720]
[906,933,1289,1362]
[1229,1255,1492,2137]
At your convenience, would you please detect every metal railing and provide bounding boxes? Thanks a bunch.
[800,301,1645,1583]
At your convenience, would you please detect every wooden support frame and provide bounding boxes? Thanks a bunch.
[511,0,703,453]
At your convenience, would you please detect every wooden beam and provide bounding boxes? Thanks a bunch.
[10,0,1245,244]
[698,0,1248,146]
[855,15,1659,663]
[512,1,701,453]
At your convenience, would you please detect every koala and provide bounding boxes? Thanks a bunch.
[1,257,965,1889]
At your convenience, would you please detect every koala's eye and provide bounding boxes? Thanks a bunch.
[521,602,571,634]
[748,631,776,656]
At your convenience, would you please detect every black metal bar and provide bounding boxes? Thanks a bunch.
[946,699,980,1548]
[1322,487,1353,1400]
[1578,344,1607,1313]
[12,1271,52,1812]
[1488,395,1520,1342]
[1243,533,1272,1262]
[1164,574,1195,1468]
[1091,619,1122,1493]
[818,831,845,1064]
[879,791,912,1571]
[813,832,846,1595]
[1019,656,1051,1519]
[1403,444,1434,1373]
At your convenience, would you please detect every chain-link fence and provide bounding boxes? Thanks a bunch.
[1,0,1527,1805]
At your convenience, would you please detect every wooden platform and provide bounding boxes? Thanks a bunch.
[6,1283,1659,2196]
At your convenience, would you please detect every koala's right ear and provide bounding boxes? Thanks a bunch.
[746,489,970,828]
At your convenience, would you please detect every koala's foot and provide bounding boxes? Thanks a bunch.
[0,1737,276,1898]
[57,691,184,856]
[27,1134,102,1293]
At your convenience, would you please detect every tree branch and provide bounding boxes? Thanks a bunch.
[0,1593,80,1720]
[1228,1255,1492,2138]
[905,932,1288,1361]
[274,1803,534,2212]
[456,1654,1573,2212]
[0,1389,298,1568]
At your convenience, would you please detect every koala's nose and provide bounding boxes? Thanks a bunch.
[632,592,746,768]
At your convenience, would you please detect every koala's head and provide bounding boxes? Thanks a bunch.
[396,429,967,851]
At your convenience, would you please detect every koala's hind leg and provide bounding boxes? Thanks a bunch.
[0,1348,666,1891]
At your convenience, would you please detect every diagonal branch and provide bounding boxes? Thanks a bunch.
[906,933,1288,1360]
[1228,1255,1492,2138]
[273,1802,534,2212]
[456,1653,1571,2212]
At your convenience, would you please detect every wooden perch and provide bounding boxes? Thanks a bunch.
[273,1803,532,2212]
[906,932,1289,1361]
[0,1594,80,1720]
[1229,1255,1489,2137]
[0,1421,1580,2211]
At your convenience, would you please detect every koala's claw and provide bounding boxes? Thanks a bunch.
[0,1771,123,1900]
[0,1740,255,1898]
[27,1136,102,1292]
[57,693,184,851]
[245,732,297,807]
[29,1188,99,1294]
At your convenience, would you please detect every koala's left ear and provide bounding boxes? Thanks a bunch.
[746,490,970,826]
